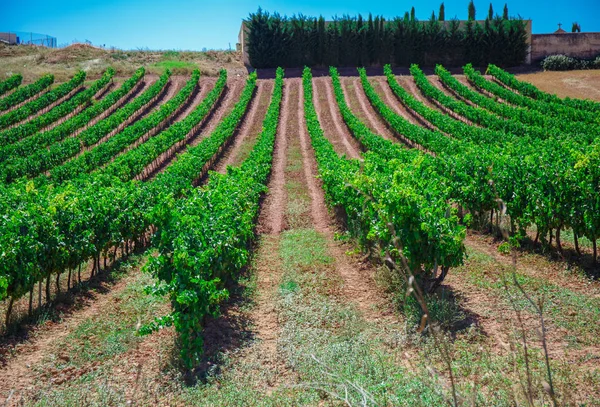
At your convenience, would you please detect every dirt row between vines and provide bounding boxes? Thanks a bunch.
[214,80,273,174]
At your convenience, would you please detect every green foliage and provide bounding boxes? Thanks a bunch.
[437,64,600,136]
[497,242,511,255]
[0,71,85,131]
[377,63,600,262]
[0,70,90,145]
[0,73,53,112]
[303,66,465,292]
[0,68,143,183]
[468,0,476,20]
[246,7,528,68]
[0,73,22,97]
[438,3,445,21]
[144,68,282,366]
[463,63,599,124]
[0,70,227,310]
[541,54,600,71]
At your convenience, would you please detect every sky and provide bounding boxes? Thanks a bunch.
[2,0,599,51]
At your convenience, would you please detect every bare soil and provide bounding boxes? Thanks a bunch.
[214,80,274,173]
[0,261,147,401]
[294,77,396,321]
[312,77,362,159]
[516,70,600,101]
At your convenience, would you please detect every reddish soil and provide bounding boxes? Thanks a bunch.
[312,77,362,159]
[37,81,115,134]
[239,79,295,388]
[371,77,421,125]
[466,232,600,298]
[294,77,396,321]
[104,76,188,160]
[214,80,274,174]
[70,78,150,140]
[454,75,499,105]
[405,74,477,126]
[256,81,290,235]
[170,77,214,123]
[79,75,162,153]
[138,78,219,180]
[187,78,245,149]
[444,244,600,372]
[0,265,147,401]
[143,78,245,183]
[344,76,395,140]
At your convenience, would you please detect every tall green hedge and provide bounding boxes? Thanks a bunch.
[246,6,528,68]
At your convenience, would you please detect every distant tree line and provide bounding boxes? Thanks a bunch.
[246,2,529,68]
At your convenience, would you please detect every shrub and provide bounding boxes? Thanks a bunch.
[541,54,600,71]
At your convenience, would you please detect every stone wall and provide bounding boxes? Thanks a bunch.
[531,33,600,62]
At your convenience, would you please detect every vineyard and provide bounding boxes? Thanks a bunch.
[0,61,599,406]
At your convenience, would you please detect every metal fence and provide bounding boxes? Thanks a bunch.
[0,31,57,48]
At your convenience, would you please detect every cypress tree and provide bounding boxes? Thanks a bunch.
[503,4,509,19]
[468,0,476,21]
[439,3,445,21]
[368,13,376,64]
[411,6,416,21]
[488,3,494,20]
[317,16,326,65]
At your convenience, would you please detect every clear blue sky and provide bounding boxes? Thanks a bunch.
[2,0,599,50]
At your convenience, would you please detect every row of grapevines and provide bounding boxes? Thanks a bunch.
[98,69,232,182]
[0,71,199,321]
[487,64,600,113]
[312,66,465,293]
[150,72,257,194]
[45,69,201,185]
[368,67,599,261]
[464,64,599,125]
[0,69,113,150]
[0,71,86,131]
[331,67,456,158]
[409,64,551,140]
[2,69,168,185]
[0,74,22,97]
[0,69,114,164]
[0,70,250,337]
[142,68,282,366]
[79,70,171,147]
[436,65,598,141]
[380,65,511,146]
[0,68,145,183]
[0,74,54,111]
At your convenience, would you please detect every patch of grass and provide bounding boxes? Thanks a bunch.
[150,59,198,75]
[162,50,180,60]
[284,137,311,229]
[275,228,454,406]
[37,257,166,370]
[460,246,600,346]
